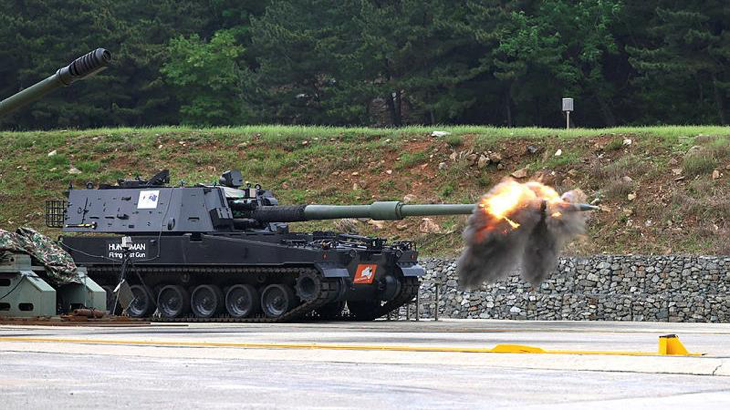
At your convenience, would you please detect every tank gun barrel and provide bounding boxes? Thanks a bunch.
[304,202,476,220]
[243,201,473,223]
[559,203,599,212]
[242,200,597,223]
[0,48,111,118]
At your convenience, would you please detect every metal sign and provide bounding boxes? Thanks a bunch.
[562,98,574,129]
[562,98,574,112]
[114,279,134,311]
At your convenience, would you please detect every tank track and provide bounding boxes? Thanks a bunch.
[89,265,420,322]
[88,265,339,323]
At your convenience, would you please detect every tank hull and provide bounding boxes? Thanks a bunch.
[61,232,423,322]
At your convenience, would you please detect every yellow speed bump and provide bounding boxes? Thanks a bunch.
[0,335,701,357]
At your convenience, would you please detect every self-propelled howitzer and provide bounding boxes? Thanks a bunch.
[50,170,595,322]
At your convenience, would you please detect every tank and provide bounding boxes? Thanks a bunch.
[0,48,111,118]
[43,170,464,322]
[48,170,596,322]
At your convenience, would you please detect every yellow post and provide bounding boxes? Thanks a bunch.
[658,334,690,356]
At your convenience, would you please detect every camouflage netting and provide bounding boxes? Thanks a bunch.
[0,227,80,286]
[0,229,24,257]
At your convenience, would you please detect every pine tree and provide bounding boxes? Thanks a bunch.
[355,0,487,125]
[246,0,362,124]
[628,0,729,124]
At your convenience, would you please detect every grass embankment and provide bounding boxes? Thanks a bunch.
[1,125,729,256]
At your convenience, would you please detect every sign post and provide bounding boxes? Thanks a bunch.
[562,98,574,130]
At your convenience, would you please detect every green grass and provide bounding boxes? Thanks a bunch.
[5,124,730,142]
[683,154,718,176]
[396,152,429,169]
[440,183,455,198]
[682,136,730,176]
[539,151,581,169]
[605,137,625,151]
[444,134,464,147]
[603,179,635,200]
[595,155,653,179]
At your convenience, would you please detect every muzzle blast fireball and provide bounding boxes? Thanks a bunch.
[457,179,598,289]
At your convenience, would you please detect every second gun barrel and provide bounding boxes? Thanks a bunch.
[0,48,111,118]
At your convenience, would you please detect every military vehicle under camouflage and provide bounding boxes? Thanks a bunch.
[0,228,80,286]
[0,228,105,318]
[0,48,110,318]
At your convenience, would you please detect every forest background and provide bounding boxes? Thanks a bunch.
[1,0,728,130]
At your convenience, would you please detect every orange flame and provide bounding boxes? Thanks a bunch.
[479,180,563,230]
[525,181,561,204]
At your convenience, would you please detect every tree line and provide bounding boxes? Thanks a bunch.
[1,0,728,129]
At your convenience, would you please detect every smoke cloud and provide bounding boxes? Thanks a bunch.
[457,180,588,289]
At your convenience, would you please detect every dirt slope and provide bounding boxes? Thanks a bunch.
[0,126,728,256]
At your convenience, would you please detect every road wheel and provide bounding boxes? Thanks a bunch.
[191,285,224,318]
[225,284,259,318]
[127,285,155,318]
[261,284,296,319]
[157,285,190,318]
[295,271,321,302]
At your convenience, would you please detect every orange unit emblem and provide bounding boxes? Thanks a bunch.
[354,264,378,284]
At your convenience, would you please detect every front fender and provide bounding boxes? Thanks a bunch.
[315,262,350,278]
[397,263,425,277]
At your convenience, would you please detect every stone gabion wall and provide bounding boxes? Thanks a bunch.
[400,256,730,322]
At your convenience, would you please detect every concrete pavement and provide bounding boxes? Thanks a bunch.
[1,320,729,409]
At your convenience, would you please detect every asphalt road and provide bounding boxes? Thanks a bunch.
[1,320,729,409]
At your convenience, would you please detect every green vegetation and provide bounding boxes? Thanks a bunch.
[682,137,730,176]
[397,152,429,170]
[603,179,635,201]
[605,138,624,151]
[161,31,246,125]
[595,155,653,180]
[539,151,581,169]
[5,124,730,142]
[1,1,728,130]
[439,183,455,198]
[444,135,464,148]
[683,154,718,177]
